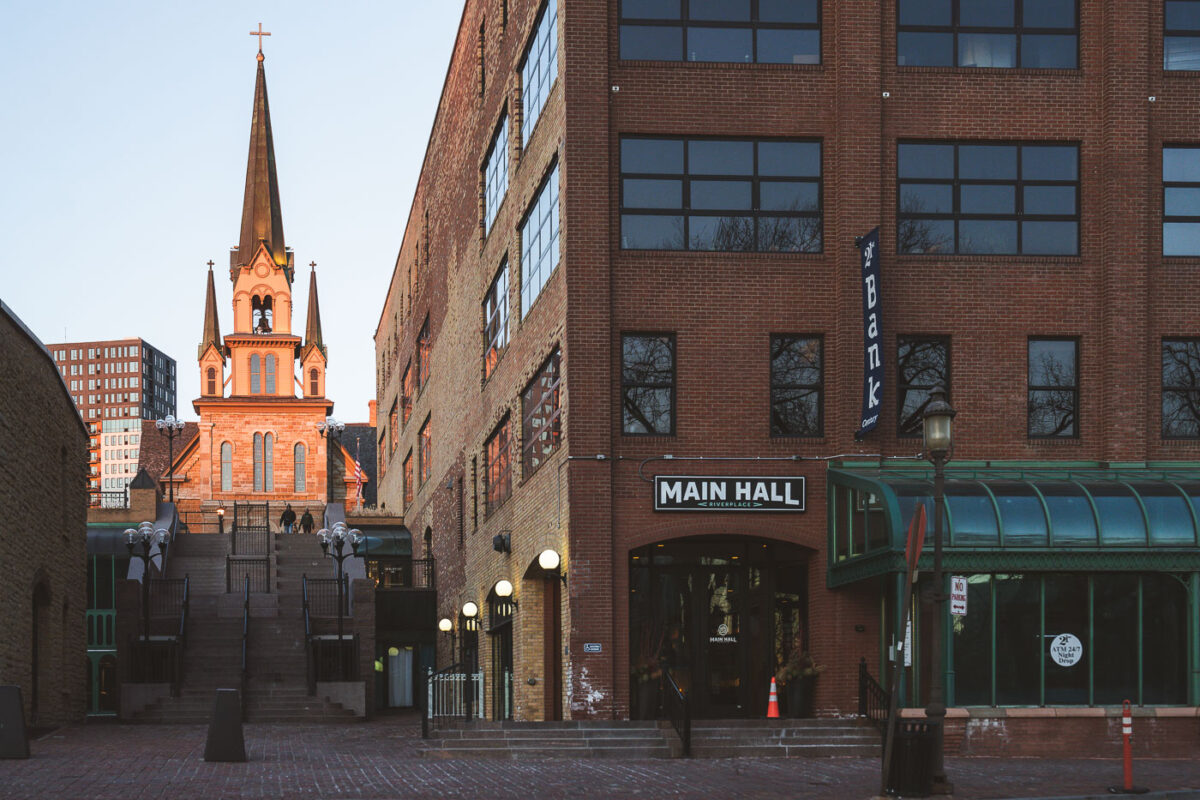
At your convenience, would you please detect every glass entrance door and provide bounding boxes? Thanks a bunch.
[697,565,745,717]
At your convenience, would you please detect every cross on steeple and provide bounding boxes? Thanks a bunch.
[207,260,215,269]
[310,261,317,271]
[250,23,271,57]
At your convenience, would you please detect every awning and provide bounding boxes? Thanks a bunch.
[87,526,132,555]
[828,464,1200,586]
[359,526,412,558]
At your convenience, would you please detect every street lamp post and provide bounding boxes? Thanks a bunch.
[155,415,186,504]
[460,601,480,720]
[125,522,170,643]
[922,384,956,795]
[438,617,456,666]
[316,520,362,678]
[316,416,346,504]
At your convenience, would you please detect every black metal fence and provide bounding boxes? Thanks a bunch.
[366,557,436,590]
[226,556,270,593]
[858,657,890,736]
[309,635,359,683]
[232,530,269,556]
[233,501,270,533]
[126,639,184,695]
[177,510,222,535]
[663,669,691,757]
[305,577,349,618]
[422,664,485,739]
[149,578,188,619]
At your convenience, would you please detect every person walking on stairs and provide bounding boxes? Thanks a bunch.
[299,508,314,535]
[280,504,297,534]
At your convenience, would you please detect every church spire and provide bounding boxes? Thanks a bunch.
[304,262,326,357]
[233,45,288,280]
[199,261,223,359]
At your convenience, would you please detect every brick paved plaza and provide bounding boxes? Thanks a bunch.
[1,715,1197,800]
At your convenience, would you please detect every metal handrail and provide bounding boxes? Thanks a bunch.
[240,574,249,713]
[422,661,463,739]
[302,574,314,695]
[177,575,189,648]
[662,669,691,757]
[858,657,890,736]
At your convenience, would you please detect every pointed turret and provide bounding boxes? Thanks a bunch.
[199,262,223,360]
[232,52,288,280]
[303,263,326,358]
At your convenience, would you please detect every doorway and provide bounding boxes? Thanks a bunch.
[629,537,808,719]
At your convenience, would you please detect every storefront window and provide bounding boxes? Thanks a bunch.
[953,572,1189,707]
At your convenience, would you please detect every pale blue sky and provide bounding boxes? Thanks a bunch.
[0,1,463,423]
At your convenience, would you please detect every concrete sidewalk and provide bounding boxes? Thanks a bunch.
[0,716,1194,800]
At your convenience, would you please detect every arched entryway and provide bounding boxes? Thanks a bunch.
[629,536,809,719]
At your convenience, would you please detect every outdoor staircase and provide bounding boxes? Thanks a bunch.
[420,718,881,760]
[126,530,359,724]
[687,718,881,758]
[421,720,680,759]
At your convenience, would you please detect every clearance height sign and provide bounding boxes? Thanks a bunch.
[654,476,806,512]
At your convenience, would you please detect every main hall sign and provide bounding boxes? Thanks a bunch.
[654,476,806,512]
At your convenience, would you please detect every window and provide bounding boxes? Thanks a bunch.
[1163,146,1200,255]
[484,261,510,378]
[898,142,1079,255]
[253,433,264,491]
[1165,1,1200,69]
[264,432,274,491]
[250,354,261,394]
[294,443,306,492]
[265,354,276,394]
[379,432,388,479]
[520,164,561,316]
[622,334,675,435]
[770,335,823,437]
[897,0,1077,68]
[310,368,319,396]
[221,442,234,490]
[403,451,414,506]
[897,336,950,437]
[522,349,562,474]
[621,137,822,252]
[521,0,558,145]
[389,402,399,454]
[484,417,512,514]
[417,319,431,388]
[1162,338,1200,438]
[1028,338,1078,438]
[206,367,216,396]
[620,0,819,65]
[402,363,414,424]
[419,417,432,485]
[484,115,509,234]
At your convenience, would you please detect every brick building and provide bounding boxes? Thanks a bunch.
[46,337,176,499]
[374,0,1200,754]
[0,299,89,727]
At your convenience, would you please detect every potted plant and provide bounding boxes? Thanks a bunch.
[776,648,824,718]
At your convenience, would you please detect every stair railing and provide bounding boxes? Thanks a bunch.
[662,668,691,757]
[240,574,250,715]
[177,575,190,649]
[302,574,315,695]
[422,662,463,739]
[858,657,890,736]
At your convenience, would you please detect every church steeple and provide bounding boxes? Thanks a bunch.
[304,262,326,357]
[232,49,289,280]
[199,261,223,360]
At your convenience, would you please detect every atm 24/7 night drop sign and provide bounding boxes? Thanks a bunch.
[654,476,806,512]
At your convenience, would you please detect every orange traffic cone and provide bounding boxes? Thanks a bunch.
[767,677,780,718]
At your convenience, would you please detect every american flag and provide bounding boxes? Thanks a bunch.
[352,437,364,510]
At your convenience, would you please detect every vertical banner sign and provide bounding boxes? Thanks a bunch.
[856,227,883,439]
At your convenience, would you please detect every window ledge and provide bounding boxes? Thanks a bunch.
[1160,256,1200,265]
[619,248,826,259]
[1027,437,1082,445]
[616,59,823,72]
[896,254,1082,263]
[893,66,1080,77]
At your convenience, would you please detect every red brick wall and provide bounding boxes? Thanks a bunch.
[375,0,1200,724]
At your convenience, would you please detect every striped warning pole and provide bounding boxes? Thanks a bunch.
[1109,699,1148,795]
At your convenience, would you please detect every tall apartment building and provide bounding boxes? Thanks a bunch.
[48,338,177,495]
[374,1,1200,755]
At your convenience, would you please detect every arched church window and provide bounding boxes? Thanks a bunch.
[264,432,274,492]
[250,354,261,394]
[207,367,217,396]
[310,368,319,396]
[252,295,273,333]
[253,433,264,491]
[220,442,232,491]
[294,443,306,492]
[265,354,276,394]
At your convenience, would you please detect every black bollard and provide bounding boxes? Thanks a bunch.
[0,686,30,759]
[203,688,246,762]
